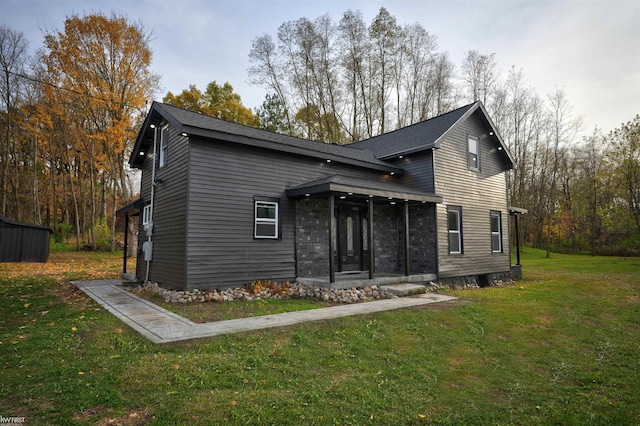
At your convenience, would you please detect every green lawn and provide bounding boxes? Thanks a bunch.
[1,249,638,425]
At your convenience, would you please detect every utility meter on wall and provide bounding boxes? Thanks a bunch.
[144,220,153,237]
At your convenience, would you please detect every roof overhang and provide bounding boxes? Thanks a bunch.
[286,175,442,204]
[130,102,403,175]
[183,125,404,175]
[509,206,528,215]
[116,198,145,217]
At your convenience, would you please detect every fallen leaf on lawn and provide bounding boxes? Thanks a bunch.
[171,364,180,370]
[418,414,426,419]
[78,371,85,375]
[229,400,237,406]
[71,326,78,332]
[24,303,30,308]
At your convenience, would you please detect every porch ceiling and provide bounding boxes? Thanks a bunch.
[286,174,442,203]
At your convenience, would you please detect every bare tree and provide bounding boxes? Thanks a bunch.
[368,7,400,134]
[461,50,497,107]
[0,26,29,217]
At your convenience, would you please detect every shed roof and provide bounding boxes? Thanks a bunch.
[286,174,442,204]
[0,214,52,232]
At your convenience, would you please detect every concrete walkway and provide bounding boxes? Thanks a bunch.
[72,280,457,344]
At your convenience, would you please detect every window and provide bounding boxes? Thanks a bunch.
[448,207,462,254]
[142,204,152,225]
[254,200,279,239]
[491,211,502,252]
[159,125,168,168]
[468,135,479,171]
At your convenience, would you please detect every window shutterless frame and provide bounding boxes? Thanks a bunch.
[447,206,462,254]
[468,135,479,171]
[254,198,280,239]
[159,125,168,168]
[490,211,502,253]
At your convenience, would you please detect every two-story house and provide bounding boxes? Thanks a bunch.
[118,101,520,290]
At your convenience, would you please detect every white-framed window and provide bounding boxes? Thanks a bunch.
[142,204,152,225]
[468,135,479,171]
[159,125,168,168]
[448,206,462,254]
[254,200,279,239]
[491,211,502,253]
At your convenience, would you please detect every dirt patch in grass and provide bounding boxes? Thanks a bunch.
[45,281,98,311]
[73,407,154,425]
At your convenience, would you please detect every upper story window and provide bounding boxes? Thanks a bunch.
[468,135,479,171]
[491,211,502,253]
[448,206,462,254]
[159,125,168,168]
[254,199,279,239]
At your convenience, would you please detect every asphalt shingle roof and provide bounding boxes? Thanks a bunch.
[348,103,476,158]
[154,103,396,171]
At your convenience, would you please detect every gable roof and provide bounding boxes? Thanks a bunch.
[130,102,402,174]
[349,101,515,168]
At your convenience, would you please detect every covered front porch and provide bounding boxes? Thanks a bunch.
[287,175,442,287]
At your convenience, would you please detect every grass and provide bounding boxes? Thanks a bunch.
[148,295,336,323]
[0,248,638,425]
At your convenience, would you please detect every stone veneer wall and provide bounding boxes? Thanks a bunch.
[437,270,512,288]
[372,204,399,273]
[295,197,331,277]
[397,203,437,274]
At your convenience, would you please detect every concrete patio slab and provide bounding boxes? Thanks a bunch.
[72,280,457,344]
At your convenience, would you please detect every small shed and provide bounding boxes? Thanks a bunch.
[0,214,53,262]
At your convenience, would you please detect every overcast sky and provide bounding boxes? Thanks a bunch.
[3,0,639,136]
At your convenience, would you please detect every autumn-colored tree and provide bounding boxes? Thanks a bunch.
[164,81,259,127]
[41,13,159,250]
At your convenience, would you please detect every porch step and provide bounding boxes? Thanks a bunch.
[380,283,427,297]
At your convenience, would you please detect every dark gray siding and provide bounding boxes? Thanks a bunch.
[434,110,511,278]
[390,150,435,193]
[186,138,390,290]
[137,124,189,289]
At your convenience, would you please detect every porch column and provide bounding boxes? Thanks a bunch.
[368,199,375,279]
[328,194,336,283]
[123,213,129,274]
[514,212,521,265]
[404,201,410,276]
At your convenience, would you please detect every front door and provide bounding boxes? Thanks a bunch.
[338,205,363,271]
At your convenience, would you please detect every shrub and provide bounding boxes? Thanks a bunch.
[53,222,73,243]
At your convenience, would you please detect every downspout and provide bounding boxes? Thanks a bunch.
[145,125,158,284]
